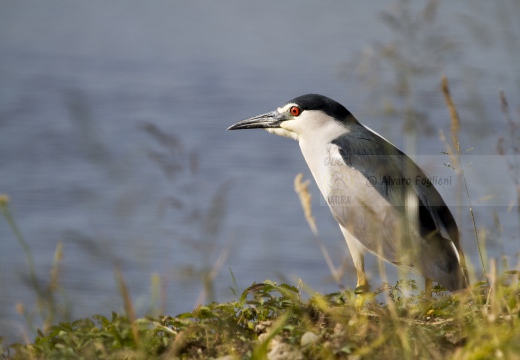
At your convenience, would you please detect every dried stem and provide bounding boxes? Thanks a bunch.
[294,173,343,288]
[115,266,141,346]
[441,75,487,280]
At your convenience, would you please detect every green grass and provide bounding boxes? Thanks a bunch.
[2,278,519,359]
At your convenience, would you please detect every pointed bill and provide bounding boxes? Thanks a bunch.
[227,111,285,130]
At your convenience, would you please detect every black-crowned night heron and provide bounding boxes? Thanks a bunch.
[228,94,469,292]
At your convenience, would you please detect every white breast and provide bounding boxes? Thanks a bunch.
[299,139,404,263]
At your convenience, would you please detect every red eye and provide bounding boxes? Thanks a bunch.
[290,106,301,116]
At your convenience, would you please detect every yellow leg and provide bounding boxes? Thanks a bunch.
[341,228,370,305]
[425,277,433,296]
[354,258,370,308]
[356,267,369,294]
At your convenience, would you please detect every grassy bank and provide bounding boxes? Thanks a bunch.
[2,278,519,359]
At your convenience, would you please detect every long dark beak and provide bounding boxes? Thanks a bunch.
[227,111,284,130]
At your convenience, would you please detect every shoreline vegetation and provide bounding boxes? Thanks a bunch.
[2,278,519,359]
[2,78,520,358]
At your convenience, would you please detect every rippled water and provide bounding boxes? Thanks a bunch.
[1,1,519,340]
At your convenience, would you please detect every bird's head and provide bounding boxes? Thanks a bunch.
[227,94,355,141]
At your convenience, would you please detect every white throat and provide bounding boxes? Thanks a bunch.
[265,127,299,140]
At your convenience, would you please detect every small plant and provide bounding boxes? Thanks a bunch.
[0,195,70,336]
[3,276,520,359]
[497,90,520,232]
[342,0,459,140]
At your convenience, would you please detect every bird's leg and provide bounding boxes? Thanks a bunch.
[340,228,369,294]
[353,255,370,308]
[424,277,433,296]
[355,259,369,294]
[340,228,371,306]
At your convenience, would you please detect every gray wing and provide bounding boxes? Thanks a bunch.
[329,129,468,290]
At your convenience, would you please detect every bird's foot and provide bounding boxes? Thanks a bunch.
[354,283,371,308]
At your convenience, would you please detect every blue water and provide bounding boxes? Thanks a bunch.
[1,1,519,341]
